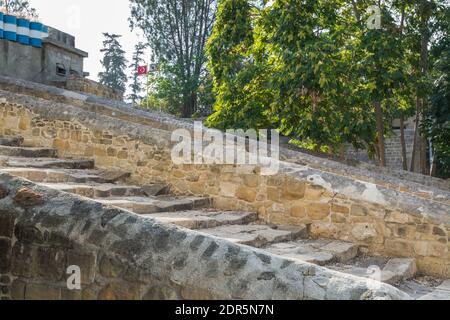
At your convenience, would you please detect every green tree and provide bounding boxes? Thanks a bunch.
[206,0,272,130]
[206,0,431,168]
[128,42,147,104]
[423,2,450,177]
[0,0,38,17]
[129,0,217,117]
[98,33,128,93]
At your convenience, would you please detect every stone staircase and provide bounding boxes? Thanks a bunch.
[0,136,448,300]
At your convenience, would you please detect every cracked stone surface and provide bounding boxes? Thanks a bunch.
[0,157,95,169]
[197,224,308,248]
[417,280,450,300]
[0,168,130,183]
[142,210,258,229]
[265,239,359,265]
[0,130,448,300]
[0,145,57,158]
[97,196,212,214]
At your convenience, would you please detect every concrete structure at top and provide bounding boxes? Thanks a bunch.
[0,17,88,86]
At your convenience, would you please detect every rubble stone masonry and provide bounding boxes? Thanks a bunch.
[0,78,449,281]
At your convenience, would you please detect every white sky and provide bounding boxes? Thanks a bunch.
[29,0,150,84]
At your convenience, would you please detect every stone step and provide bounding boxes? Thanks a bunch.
[329,257,417,285]
[0,168,131,184]
[38,182,169,198]
[0,136,24,147]
[417,280,450,300]
[38,182,148,198]
[142,210,258,229]
[97,196,212,214]
[1,157,95,169]
[0,145,57,158]
[197,224,308,248]
[45,182,168,198]
[264,239,359,266]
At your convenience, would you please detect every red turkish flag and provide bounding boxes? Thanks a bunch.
[137,65,148,76]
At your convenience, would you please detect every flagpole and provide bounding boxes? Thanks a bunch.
[146,71,149,110]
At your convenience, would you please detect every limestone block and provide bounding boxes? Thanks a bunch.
[281,180,305,200]
[306,203,330,220]
[25,283,61,300]
[235,186,257,203]
[351,224,377,241]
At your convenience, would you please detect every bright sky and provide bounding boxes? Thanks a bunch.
[29,0,150,84]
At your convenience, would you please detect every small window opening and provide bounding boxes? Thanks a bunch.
[56,63,67,76]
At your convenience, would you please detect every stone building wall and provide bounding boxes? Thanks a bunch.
[0,174,407,300]
[0,87,449,278]
[345,128,417,171]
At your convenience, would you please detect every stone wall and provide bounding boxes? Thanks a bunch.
[345,128,417,171]
[65,76,123,101]
[0,174,408,300]
[0,86,449,278]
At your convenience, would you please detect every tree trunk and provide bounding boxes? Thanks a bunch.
[409,97,420,172]
[399,115,408,170]
[181,90,197,118]
[419,130,428,175]
[415,0,432,175]
[339,144,345,161]
[430,153,437,177]
[374,101,386,167]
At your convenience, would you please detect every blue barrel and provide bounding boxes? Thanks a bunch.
[16,18,30,45]
[29,21,43,47]
[3,14,17,41]
[0,12,4,39]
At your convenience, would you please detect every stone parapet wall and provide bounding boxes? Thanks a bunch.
[0,87,449,278]
[0,174,407,300]
[0,75,447,192]
[64,76,123,101]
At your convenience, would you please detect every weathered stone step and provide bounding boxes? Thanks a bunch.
[264,239,359,266]
[0,145,57,158]
[0,168,131,184]
[1,157,95,169]
[0,136,24,146]
[329,257,417,285]
[97,196,212,214]
[38,182,169,198]
[142,210,258,229]
[38,182,141,198]
[197,224,308,248]
[417,280,450,300]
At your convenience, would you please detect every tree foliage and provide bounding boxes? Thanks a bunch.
[423,3,450,177]
[129,0,217,117]
[98,33,128,93]
[206,0,449,176]
[0,0,38,18]
[206,0,273,130]
[128,42,147,104]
